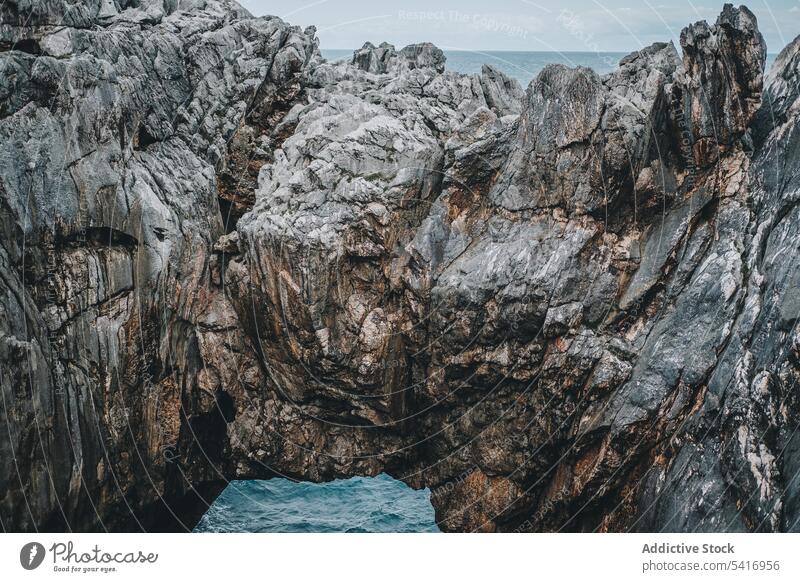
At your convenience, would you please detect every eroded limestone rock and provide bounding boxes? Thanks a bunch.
[2,2,800,534]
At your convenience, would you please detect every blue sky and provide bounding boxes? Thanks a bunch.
[237,0,799,52]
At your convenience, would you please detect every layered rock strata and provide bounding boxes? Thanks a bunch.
[2,1,799,533]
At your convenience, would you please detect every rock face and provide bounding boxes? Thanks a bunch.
[2,2,800,532]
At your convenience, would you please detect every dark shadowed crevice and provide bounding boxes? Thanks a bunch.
[134,124,159,150]
[12,38,42,54]
[58,226,139,248]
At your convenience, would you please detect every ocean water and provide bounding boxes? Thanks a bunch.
[194,474,439,533]
[324,49,625,86]
[323,49,778,88]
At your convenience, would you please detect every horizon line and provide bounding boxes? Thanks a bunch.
[321,47,780,54]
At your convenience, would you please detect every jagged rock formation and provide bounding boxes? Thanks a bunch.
[2,1,800,532]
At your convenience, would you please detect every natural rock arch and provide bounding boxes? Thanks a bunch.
[2,1,800,533]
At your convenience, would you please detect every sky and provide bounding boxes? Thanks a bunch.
[237,0,800,53]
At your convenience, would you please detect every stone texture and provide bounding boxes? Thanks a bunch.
[1,1,800,534]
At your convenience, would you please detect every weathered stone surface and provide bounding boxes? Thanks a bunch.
[0,0,317,531]
[2,1,800,534]
[680,4,766,167]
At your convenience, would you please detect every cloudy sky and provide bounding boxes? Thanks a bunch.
[237,0,799,53]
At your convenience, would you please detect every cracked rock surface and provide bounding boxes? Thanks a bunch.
[2,1,800,532]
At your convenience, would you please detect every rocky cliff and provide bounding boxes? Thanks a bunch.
[2,1,800,532]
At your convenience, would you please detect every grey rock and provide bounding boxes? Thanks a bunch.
[351,41,446,75]
[1,2,799,535]
[479,64,524,116]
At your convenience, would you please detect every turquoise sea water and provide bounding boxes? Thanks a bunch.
[194,474,439,533]
[323,49,778,88]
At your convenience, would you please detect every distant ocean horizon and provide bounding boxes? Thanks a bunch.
[322,48,778,87]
